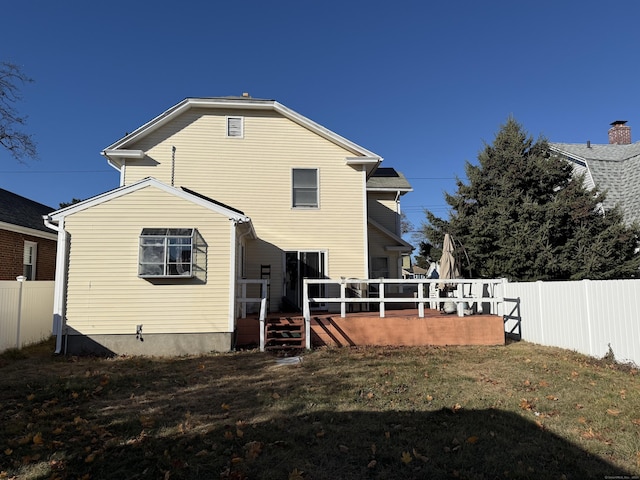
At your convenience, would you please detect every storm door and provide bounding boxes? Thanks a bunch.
[284,251,327,310]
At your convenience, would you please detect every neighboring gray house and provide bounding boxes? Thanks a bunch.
[550,121,640,226]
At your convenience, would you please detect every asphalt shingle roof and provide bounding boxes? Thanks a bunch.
[550,142,640,225]
[367,167,412,191]
[0,188,55,233]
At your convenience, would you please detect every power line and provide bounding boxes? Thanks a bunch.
[0,170,114,174]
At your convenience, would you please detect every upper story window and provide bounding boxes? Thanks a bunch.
[23,241,37,280]
[292,168,319,208]
[139,228,194,278]
[226,116,244,138]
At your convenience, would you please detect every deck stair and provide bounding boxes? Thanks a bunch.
[265,316,305,350]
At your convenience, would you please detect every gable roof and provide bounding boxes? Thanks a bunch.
[550,142,640,225]
[47,177,254,237]
[0,188,57,238]
[101,96,382,176]
[367,167,413,193]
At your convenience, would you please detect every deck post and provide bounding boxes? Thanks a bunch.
[340,278,346,318]
[259,297,266,352]
[457,283,464,317]
[379,278,385,318]
[417,280,424,318]
[303,279,311,349]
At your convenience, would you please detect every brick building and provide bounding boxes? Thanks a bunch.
[0,188,56,281]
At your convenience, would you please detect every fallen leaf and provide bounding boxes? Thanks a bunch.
[221,403,230,411]
[631,418,640,426]
[339,445,349,453]
[236,428,244,438]
[546,395,558,401]
[571,371,579,378]
[32,432,44,445]
[371,443,376,455]
[224,431,234,440]
[367,392,374,399]
[519,399,532,410]
[288,468,304,480]
[578,417,587,424]
[231,456,243,464]
[245,441,263,460]
[426,395,433,402]
[316,430,325,438]
[384,431,390,439]
[412,448,429,462]
[539,380,549,387]
[85,452,96,463]
[607,409,621,416]
[451,403,462,413]
[272,392,281,400]
[466,436,479,444]
[27,393,35,401]
[400,451,412,464]
[367,460,377,468]
[4,449,12,456]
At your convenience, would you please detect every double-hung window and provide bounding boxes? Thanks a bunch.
[292,168,318,208]
[23,241,37,280]
[139,228,194,277]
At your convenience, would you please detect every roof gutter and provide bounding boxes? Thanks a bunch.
[43,215,68,355]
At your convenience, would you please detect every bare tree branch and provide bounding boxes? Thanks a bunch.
[0,62,37,163]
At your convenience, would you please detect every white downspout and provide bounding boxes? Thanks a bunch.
[44,215,68,354]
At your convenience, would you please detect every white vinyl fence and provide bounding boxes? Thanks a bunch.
[501,279,640,366]
[0,280,54,353]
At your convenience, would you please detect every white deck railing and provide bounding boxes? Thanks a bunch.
[302,277,507,349]
[236,279,269,351]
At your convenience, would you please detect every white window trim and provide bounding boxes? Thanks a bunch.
[138,228,195,278]
[226,116,244,138]
[292,167,320,209]
[23,241,37,280]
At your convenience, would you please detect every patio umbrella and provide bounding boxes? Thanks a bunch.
[439,233,460,289]
[438,234,462,314]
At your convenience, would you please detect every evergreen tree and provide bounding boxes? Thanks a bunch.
[419,117,640,281]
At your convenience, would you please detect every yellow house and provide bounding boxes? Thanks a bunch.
[45,96,412,355]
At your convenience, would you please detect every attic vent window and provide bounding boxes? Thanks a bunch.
[139,228,194,277]
[226,116,244,138]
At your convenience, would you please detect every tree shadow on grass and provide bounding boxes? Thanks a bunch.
[1,351,636,480]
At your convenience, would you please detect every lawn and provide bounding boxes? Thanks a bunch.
[0,339,639,480]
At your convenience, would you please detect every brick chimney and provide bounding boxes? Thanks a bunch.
[608,120,631,145]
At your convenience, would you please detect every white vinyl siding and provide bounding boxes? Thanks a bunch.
[63,186,233,335]
[368,193,400,234]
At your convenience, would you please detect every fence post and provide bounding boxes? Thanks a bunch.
[15,276,26,349]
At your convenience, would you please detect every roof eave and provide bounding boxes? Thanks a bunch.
[103,97,381,160]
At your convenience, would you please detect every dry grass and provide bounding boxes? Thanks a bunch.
[1,338,639,479]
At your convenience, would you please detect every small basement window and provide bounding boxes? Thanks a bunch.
[139,228,194,277]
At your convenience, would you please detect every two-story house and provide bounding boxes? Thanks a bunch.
[45,96,412,355]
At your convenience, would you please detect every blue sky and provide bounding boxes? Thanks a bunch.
[3,0,640,241]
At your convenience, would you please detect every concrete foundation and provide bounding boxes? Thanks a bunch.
[64,332,233,356]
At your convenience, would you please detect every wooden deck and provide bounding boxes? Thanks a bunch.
[236,307,505,349]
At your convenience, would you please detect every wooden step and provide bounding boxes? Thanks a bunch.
[265,316,305,350]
